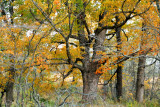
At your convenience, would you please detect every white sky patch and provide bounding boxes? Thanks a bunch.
[51,12,58,20]
[146,58,156,65]
[26,30,33,37]
[126,20,135,25]
[51,31,57,36]
[89,48,93,58]
[58,44,65,49]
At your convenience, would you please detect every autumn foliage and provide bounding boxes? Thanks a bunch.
[0,0,159,106]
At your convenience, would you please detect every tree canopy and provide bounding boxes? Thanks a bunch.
[0,0,159,106]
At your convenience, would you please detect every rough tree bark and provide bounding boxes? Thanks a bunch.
[116,65,122,101]
[136,56,146,102]
[5,67,15,107]
[79,28,106,102]
[135,22,147,103]
[81,71,101,102]
[115,16,123,101]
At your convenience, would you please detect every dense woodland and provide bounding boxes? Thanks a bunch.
[0,0,160,106]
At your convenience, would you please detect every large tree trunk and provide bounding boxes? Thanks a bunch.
[81,71,100,102]
[136,56,146,102]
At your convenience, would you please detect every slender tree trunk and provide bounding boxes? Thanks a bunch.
[5,68,15,107]
[116,65,122,101]
[81,71,100,103]
[102,80,108,100]
[135,22,148,103]
[6,83,14,107]
[0,3,7,106]
[115,19,123,101]
[131,61,136,96]
[150,64,155,100]
[136,56,146,102]
[110,70,114,99]
[5,1,15,106]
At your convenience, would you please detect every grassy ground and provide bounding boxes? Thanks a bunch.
[1,86,159,107]
[2,95,159,107]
